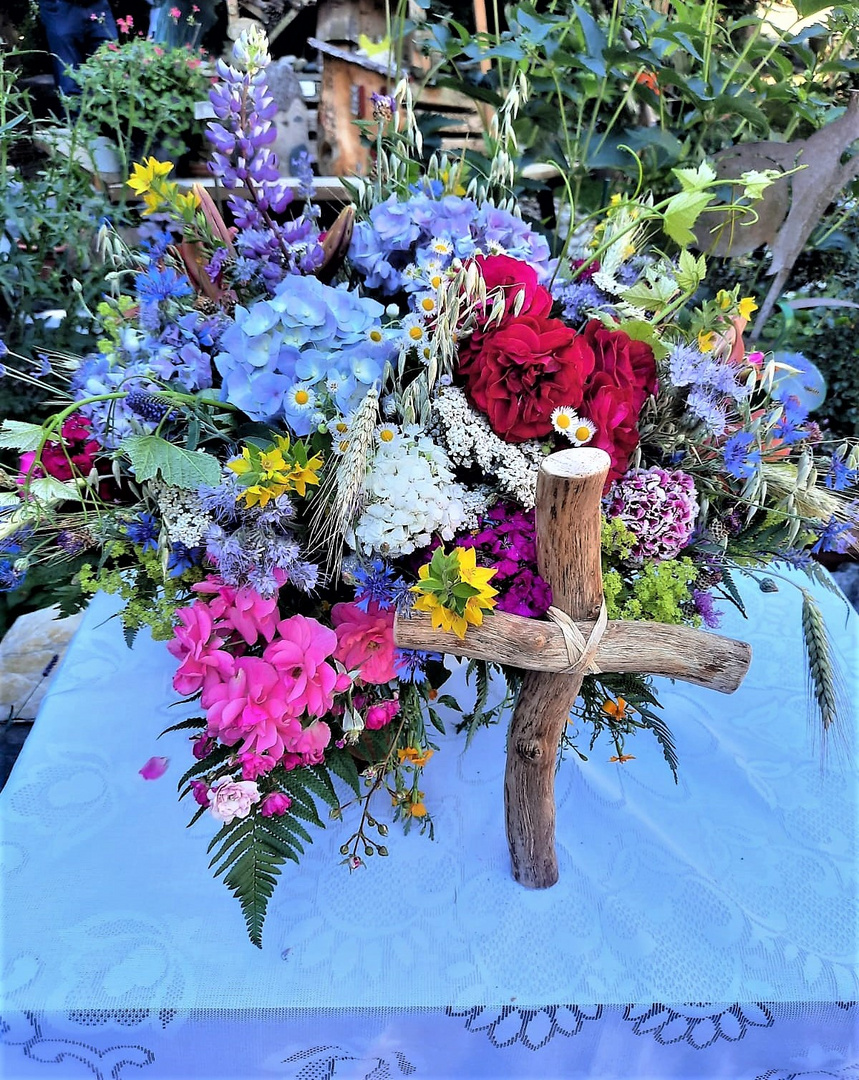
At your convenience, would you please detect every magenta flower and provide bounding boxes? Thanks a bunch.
[264,615,351,717]
[169,5,181,17]
[192,733,215,760]
[193,579,279,645]
[605,467,699,562]
[207,777,261,823]
[190,779,210,806]
[139,756,169,780]
[260,792,293,817]
[237,751,277,780]
[331,602,403,684]
[167,600,234,696]
[288,720,331,765]
[203,655,297,758]
[365,698,400,730]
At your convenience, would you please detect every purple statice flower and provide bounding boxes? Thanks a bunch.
[723,432,761,481]
[605,467,699,562]
[811,511,857,555]
[692,588,722,629]
[668,343,748,436]
[825,453,858,492]
[125,513,160,551]
[395,648,441,684]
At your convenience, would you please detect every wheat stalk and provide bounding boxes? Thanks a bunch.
[800,589,850,765]
[307,389,379,581]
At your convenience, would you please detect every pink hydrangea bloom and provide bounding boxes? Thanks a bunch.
[263,615,351,718]
[365,698,400,730]
[605,466,699,562]
[193,579,279,645]
[260,792,292,817]
[207,777,261,823]
[331,602,403,684]
[167,600,234,696]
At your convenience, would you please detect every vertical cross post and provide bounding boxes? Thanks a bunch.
[504,448,610,888]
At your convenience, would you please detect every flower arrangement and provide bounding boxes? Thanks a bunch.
[1,30,857,946]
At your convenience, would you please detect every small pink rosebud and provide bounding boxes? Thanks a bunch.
[260,792,292,817]
[190,780,210,806]
[139,756,169,780]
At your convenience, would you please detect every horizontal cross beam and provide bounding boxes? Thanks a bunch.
[394,609,752,694]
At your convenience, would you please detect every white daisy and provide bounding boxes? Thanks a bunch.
[285,384,316,412]
[551,407,596,446]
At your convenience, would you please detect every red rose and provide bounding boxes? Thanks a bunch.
[473,254,553,321]
[580,320,657,482]
[459,313,595,442]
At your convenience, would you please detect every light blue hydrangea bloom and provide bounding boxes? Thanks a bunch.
[214,274,395,431]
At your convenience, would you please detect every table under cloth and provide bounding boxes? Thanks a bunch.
[1,576,857,1080]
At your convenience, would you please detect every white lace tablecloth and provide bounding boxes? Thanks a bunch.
[1,576,857,1080]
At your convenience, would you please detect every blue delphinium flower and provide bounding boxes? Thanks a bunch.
[125,513,160,552]
[723,432,761,480]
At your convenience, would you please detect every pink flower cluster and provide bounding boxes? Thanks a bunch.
[605,466,699,562]
[168,579,352,769]
[330,601,403,684]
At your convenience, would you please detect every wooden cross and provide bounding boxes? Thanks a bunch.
[394,448,753,889]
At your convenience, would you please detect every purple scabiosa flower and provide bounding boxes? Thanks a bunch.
[125,513,160,552]
[605,467,699,562]
[723,432,761,481]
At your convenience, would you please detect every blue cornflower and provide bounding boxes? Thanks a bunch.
[812,513,856,555]
[352,559,413,613]
[395,648,441,684]
[825,454,858,492]
[0,363,6,378]
[0,559,24,592]
[36,352,52,377]
[141,228,175,259]
[125,513,160,552]
[167,543,204,577]
[723,432,761,480]
[136,266,193,306]
[0,339,8,357]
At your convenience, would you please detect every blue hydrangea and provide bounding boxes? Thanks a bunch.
[214,274,395,431]
[348,192,554,295]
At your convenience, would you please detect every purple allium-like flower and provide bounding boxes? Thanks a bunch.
[605,467,699,562]
[692,588,721,629]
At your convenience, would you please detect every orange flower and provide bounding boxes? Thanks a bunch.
[634,70,659,95]
[409,801,427,817]
[602,697,628,720]
[609,754,636,763]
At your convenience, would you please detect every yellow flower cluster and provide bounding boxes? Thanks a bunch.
[227,435,324,508]
[127,158,200,219]
[411,546,498,640]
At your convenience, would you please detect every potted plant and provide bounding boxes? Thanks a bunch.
[71,29,211,179]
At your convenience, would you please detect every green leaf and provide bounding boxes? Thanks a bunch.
[675,249,708,292]
[0,420,47,451]
[620,271,679,311]
[663,189,715,246]
[121,435,221,490]
[615,319,670,362]
[29,476,83,503]
[324,746,362,796]
[672,161,718,192]
[788,0,839,16]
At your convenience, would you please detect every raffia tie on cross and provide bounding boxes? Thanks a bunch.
[394,447,753,889]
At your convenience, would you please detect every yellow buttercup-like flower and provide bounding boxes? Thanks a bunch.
[698,330,716,353]
[738,296,758,321]
[411,546,498,640]
[127,157,175,196]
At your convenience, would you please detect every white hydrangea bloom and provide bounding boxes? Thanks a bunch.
[350,428,467,557]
